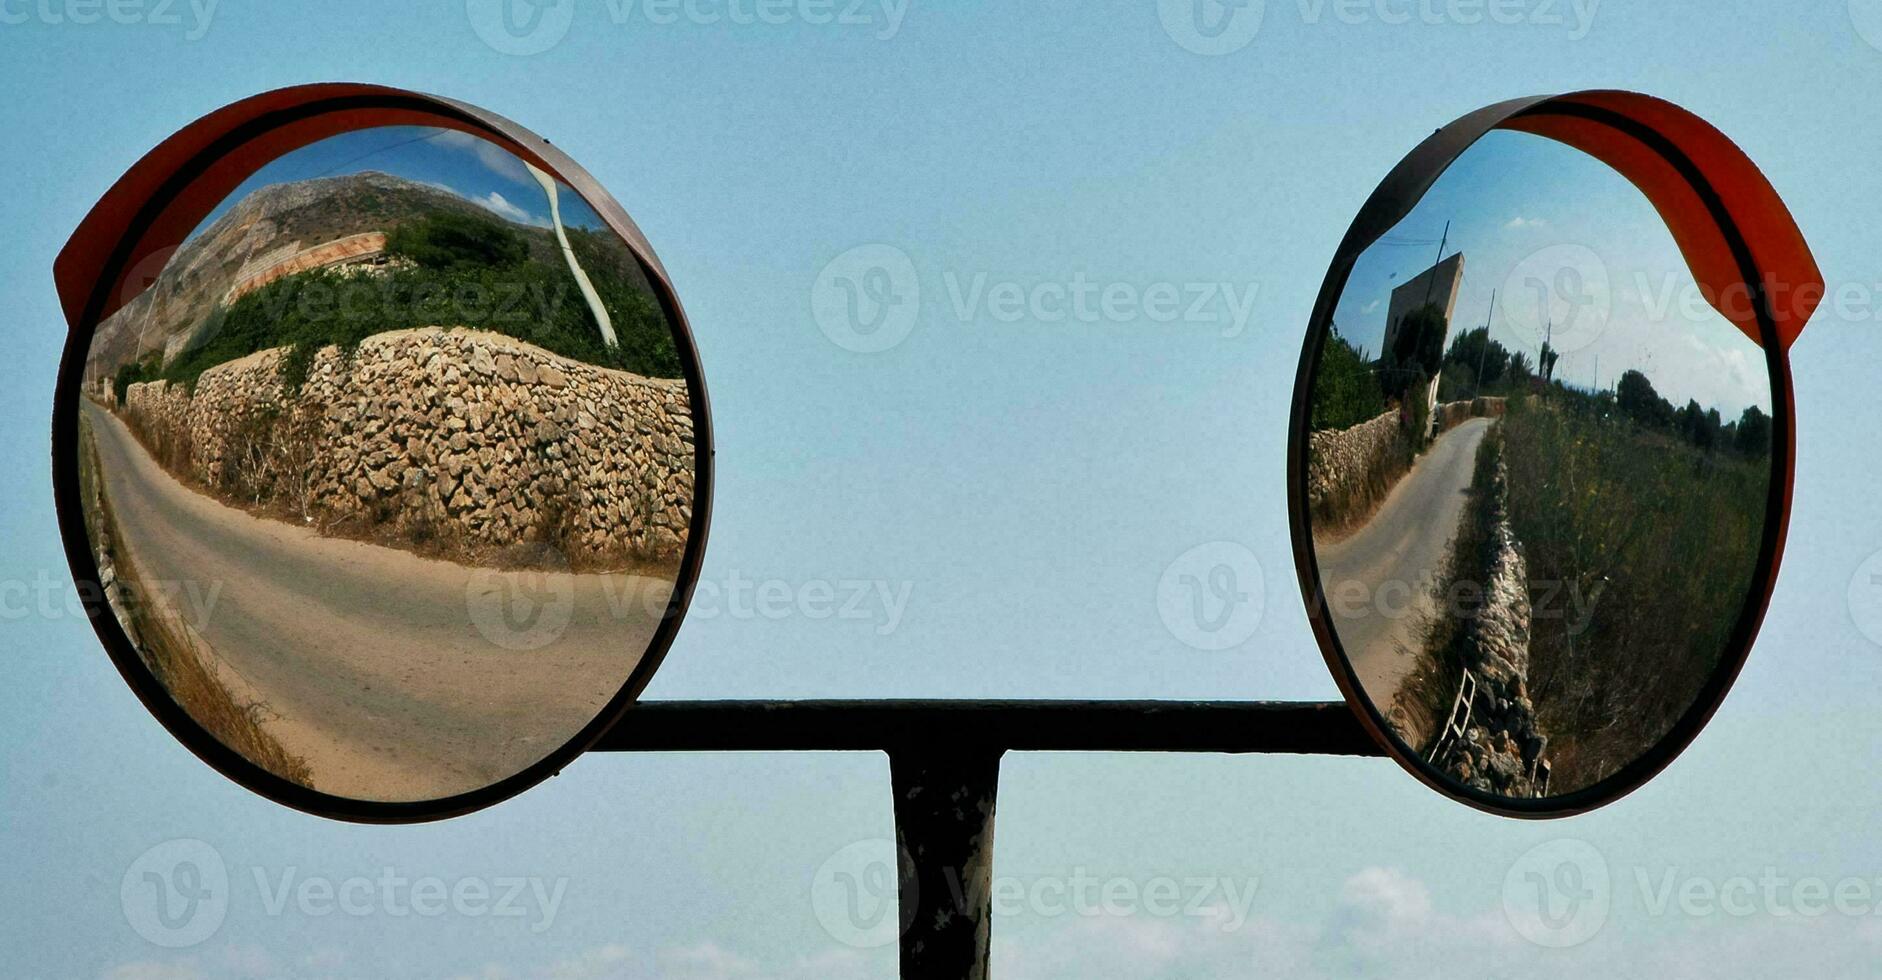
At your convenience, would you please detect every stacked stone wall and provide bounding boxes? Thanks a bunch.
[1307,410,1405,515]
[122,327,693,566]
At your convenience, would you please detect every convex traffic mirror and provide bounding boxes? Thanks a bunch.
[1291,91,1819,816]
[52,85,712,821]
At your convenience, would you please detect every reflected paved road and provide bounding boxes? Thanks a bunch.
[1316,417,1491,707]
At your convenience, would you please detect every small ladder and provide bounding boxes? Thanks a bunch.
[1427,668,1478,763]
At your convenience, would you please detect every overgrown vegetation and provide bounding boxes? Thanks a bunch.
[114,353,162,406]
[1307,326,1415,535]
[1436,325,1525,401]
[1615,368,1771,457]
[1311,326,1387,430]
[152,211,679,391]
[1500,393,1770,791]
[1382,302,1447,402]
[386,210,529,271]
[1436,326,1774,460]
[213,402,325,521]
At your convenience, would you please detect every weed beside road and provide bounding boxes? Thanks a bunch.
[1501,395,1769,791]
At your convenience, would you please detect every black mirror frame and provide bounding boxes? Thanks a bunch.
[49,83,715,824]
[1287,91,1812,818]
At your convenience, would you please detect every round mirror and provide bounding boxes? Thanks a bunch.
[1291,93,1817,815]
[52,86,711,821]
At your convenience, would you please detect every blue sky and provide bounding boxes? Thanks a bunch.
[189,125,607,237]
[1333,129,1772,417]
[5,2,1882,978]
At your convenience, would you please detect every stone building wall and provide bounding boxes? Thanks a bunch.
[121,327,693,567]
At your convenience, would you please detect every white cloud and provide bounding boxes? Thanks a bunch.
[529,942,634,980]
[657,943,761,979]
[1505,216,1549,230]
[447,943,879,980]
[99,873,1882,980]
[994,866,1882,980]
[1361,299,1381,314]
[102,963,206,980]
[475,191,548,228]
[432,128,534,185]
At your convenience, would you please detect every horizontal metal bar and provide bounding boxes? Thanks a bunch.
[593,700,1384,756]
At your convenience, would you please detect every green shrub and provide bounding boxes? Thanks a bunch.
[386,211,528,271]
[1444,326,1511,393]
[113,354,162,405]
[1311,326,1387,431]
[157,216,680,391]
[1385,302,1448,398]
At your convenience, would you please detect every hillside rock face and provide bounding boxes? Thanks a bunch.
[85,170,660,389]
[123,327,693,567]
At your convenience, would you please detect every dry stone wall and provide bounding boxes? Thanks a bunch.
[122,327,693,568]
[1306,410,1405,515]
[1429,447,1550,797]
[1435,396,1507,434]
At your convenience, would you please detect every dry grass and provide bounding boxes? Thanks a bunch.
[1501,395,1768,792]
[215,400,325,521]
[1311,450,1413,541]
[81,418,314,788]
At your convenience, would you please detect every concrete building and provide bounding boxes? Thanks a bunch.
[1382,251,1465,440]
[1382,251,1465,359]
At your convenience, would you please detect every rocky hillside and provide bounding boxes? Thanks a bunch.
[85,170,655,387]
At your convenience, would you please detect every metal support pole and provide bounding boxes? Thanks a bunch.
[889,747,1002,980]
[594,701,1382,979]
[598,700,1382,756]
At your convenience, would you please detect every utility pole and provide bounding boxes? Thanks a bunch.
[1412,219,1452,442]
[1540,316,1553,382]
[1422,220,1451,308]
[1474,288,1496,398]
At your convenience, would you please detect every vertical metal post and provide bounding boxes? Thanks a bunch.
[889,748,1002,980]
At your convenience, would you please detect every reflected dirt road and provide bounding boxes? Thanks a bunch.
[86,400,672,801]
